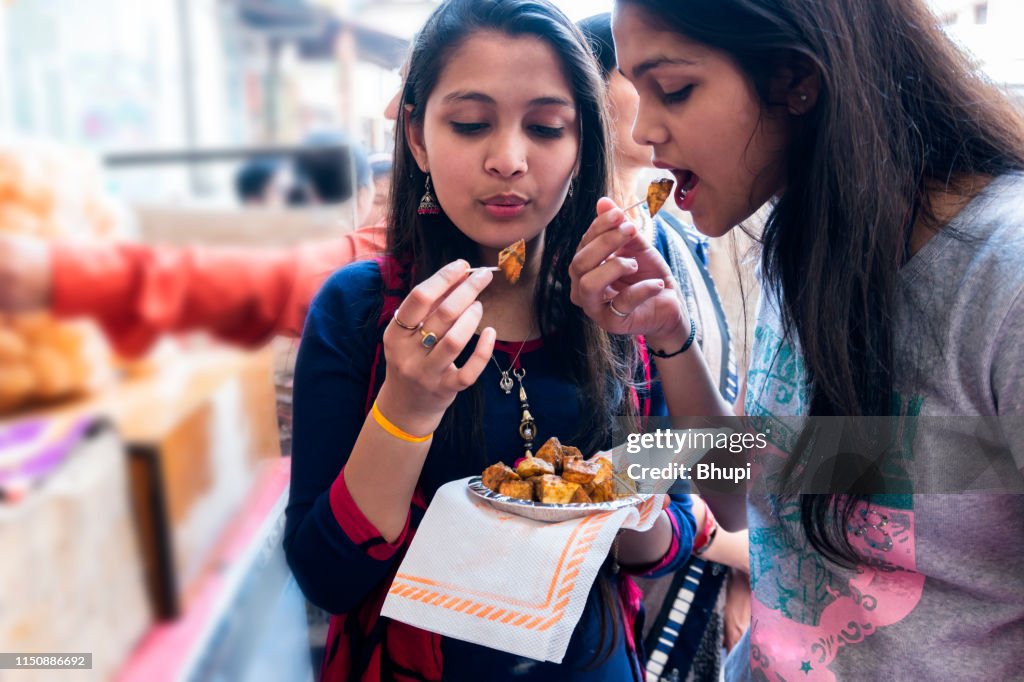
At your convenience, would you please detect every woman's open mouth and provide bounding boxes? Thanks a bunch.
[671,170,699,212]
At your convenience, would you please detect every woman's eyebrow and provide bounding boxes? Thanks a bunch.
[442,90,495,105]
[441,91,574,109]
[622,55,698,80]
[527,96,575,110]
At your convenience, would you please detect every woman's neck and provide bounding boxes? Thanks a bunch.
[910,173,993,256]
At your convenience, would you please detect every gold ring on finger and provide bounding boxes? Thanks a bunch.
[420,328,439,349]
[393,310,421,331]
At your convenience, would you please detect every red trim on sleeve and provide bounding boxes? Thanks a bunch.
[329,467,411,561]
[646,509,680,574]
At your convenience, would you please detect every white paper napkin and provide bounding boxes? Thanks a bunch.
[380,478,665,663]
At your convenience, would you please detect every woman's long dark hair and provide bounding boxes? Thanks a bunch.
[385,0,638,662]
[621,0,1024,564]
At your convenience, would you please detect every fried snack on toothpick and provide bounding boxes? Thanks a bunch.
[645,178,674,217]
[497,238,526,284]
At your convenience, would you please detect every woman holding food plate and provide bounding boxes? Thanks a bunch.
[284,1,709,680]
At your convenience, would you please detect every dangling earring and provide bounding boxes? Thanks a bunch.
[417,174,441,215]
[567,178,575,198]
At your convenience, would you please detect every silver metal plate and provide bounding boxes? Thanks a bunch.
[466,476,642,523]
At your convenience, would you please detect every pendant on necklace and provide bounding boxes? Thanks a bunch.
[499,371,515,394]
[515,367,536,457]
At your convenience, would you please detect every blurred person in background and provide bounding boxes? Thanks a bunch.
[367,152,394,227]
[288,130,376,214]
[579,13,749,682]
[0,139,385,357]
[235,157,291,207]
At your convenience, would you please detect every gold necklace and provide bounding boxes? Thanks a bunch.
[491,328,537,457]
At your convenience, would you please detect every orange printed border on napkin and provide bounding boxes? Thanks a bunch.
[387,496,662,632]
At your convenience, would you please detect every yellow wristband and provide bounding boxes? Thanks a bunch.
[371,400,433,443]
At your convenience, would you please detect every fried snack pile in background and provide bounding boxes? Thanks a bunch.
[0,139,124,413]
[481,437,617,505]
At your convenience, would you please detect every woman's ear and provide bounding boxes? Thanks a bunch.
[404,104,430,173]
[772,55,821,115]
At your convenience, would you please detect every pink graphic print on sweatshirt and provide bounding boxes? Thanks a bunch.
[748,495,924,680]
[743,323,926,680]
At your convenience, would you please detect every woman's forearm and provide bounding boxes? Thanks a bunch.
[650,339,749,530]
[342,384,440,542]
[699,527,750,573]
[650,337,735,419]
[342,422,430,543]
[616,510,673,567]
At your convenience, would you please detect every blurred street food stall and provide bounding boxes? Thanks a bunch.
[0,0,421,674]
[0,138,297,680]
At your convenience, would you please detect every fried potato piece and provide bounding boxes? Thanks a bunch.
[535,437,563,472]
[561,445,583,464]
[591,457,613,485]
[561,458,602,485]
[646,178,674,217]
[497,238,526,284]
[516,456,554,479]
[498,479,534,501]
[533,474,580,504]
[569,486,592,504]
[589,479,615,503]
[482,462,520,492]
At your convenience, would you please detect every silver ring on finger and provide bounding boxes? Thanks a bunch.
[393,309,422,331]
[608,299,631,318]
[420,328,439,350]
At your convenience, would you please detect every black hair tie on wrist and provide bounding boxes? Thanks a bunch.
[647,318,696,358]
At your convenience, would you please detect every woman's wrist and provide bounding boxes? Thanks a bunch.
[374,382,445,440]
[647,318,696,359]
[645,316,692,358]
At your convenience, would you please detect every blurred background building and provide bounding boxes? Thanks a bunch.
[931,0,1024,103]
[1,0,1019,201]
